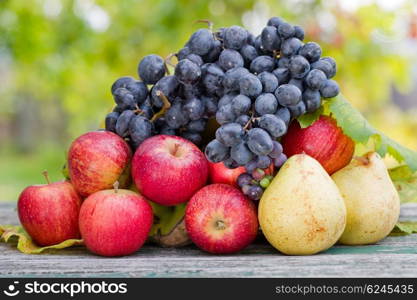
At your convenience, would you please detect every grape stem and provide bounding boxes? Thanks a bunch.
[243,111,255,131]
[151,91,172,122]
[194,19,214,32]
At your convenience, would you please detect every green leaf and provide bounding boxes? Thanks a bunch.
[297,106,323,128]
[389,166,417,203]
[327,94,417,172]
[391,221,417,236]
[0,225,83,254]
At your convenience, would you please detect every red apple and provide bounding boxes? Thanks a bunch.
[208,162,275,187]
[281,116,354,174]
[132,135,208,206]
[79,187,153,257]
[17,172,82,246]
[68,131,132,197]
[185,184,258,254]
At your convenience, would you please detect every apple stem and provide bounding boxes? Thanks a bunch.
[215,220,226,230]
[42,170,51,185]
[113,181,119,193]
[194,19,214,32]
[150,91,172,123]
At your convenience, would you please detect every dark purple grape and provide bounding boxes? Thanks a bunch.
[275,84,302,106]
[250,55,275,74]
[111,76,135,94]
[288,78,304,92]
[235,114,250,126]
[105,112,119,132]
[223,157,239,169]
[201,63,225,96]
[246,185,263,200]
[277,22,295,39]
[281,38,303,57]
[216,103,236,125]
[305,69,327,89]
[223,67,250,92]
[113,88,136,110]
[183,97,205,120]
[320,79,339,98]
[287,100,306,118]
[273,153,288,168]
[299,42,322,63]
[115,110,135,137]
[269,141,283,158]
[231,94,252,115]
[277,56,290,68]
[188,28,215,56]
[205,139,230,163]
[138,97,154,119]
[187,119,206,133]
[261,26,281,51]
[267,17,284,28]
[151,75,179,108]
[165,102,188,129]
[245,160,258,173]
[126,80,148,104]
[239,73,263,98]
[215,123,244,147]
[218,49,244,71]
[177,47,191,60]
[240,44,259,66]
[321,57,337,78]
[230,142,254,165]
[247,128,273,155]
[272,68,290,84]
[289,55,310,79]
[138,54,166,84]
[275,107,291,126]
[186,54,204,66]
[294,25,305,40]
[129,115,153,146]
[311,58,335,79]
[201,95,218,117]
[258,114,287,138]
[218,93,238,108]
[255,93,278,115]
[223,25,248,50]
[258,72,278,93]
[175,59,201,85]
[202,39,222,63]
[303,89,321,112]
[256,155,271,169]
[237,173,253,188]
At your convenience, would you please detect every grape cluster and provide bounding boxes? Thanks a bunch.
[104,16,339,200]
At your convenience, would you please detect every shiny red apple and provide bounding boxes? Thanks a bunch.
[79,187,153,257]
[132,135,208,206]
[18,172,82,246]
[185,184,258,254]
[281,115,354,174]
[68,131,132,197]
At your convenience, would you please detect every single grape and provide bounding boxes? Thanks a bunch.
[138,54,166,84]
[250,55,275,74]
[235,114,250,126]
[277,56,290,68]
[218,49,244,71]
[267,17,284,28]
[277,22,295,39]
[230,142,254,165]
[151,75,179,108]
[111,76,135,94]
[258,114,287,138]
[188,28,215,56]
[218,93,238,108]
[269,141,283,158]
[288,78,304,92]
[113,88,136,110]
[129,115,153,146]
[215,123,244,147]
[177,46,191,60]
[255,93,278,115]
[293,25,305,40]
[275,107,291,126]
[216,103,236,125]
[201,63,225,97]
[231,94,252,115]
[320,79,340,98]
[183,97,205,120]
[258,72,278,93]
[205,139,230,163]
[245,160,258,173]
[115,110,135,137]
[239,73,263,98]
[303,88,322,112]
[259,177,271,189]
[125,80,148,104]
[289,55,310,79]
[305,69,327,90]
[237,173,253,188]
[223,25,248,50]
[287,100,306,118]
[138,97,154,119]
[275,84,302,106]
[202,39,222,63]
[105,112,119,133]
[261,26,281,51]
[247,128,274,155]
[299,42,322,63]
[175,59,201,85]
[273,153,288,168]
[256,155,271,169]
[223,67,250,92]
[321,57,337,78]
[201,95,218,117]
[165,102,189,129]
[272,68,290,84]
[240,44,259,66]
[311,58,334,79]
[281,38,303,57]
[246,185,263,201]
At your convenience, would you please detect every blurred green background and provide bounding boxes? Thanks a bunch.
[1,0,417,201]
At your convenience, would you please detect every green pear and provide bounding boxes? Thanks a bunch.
[332,152,400,245]
[259,154,346,255]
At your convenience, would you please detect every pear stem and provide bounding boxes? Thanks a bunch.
[113,181,119,193]
[42,170,51,185]
[150,91,172,122]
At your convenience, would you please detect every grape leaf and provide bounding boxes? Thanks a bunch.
[297,106,323,128]
[391,221,417,236]
[389,166,417,203]
[327,94,417,172]
[0,225,83,254]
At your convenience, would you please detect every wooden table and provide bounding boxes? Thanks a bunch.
[1,202,417,278]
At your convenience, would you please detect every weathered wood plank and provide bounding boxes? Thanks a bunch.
[1,202,417,278]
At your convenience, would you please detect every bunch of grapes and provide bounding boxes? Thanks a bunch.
[105,16,339,200]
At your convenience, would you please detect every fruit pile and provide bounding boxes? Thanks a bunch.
[105,17,339,200]
[8,17,406,257]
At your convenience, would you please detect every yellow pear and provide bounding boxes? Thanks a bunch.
[332,152,400,245]
[259,154,346,255]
